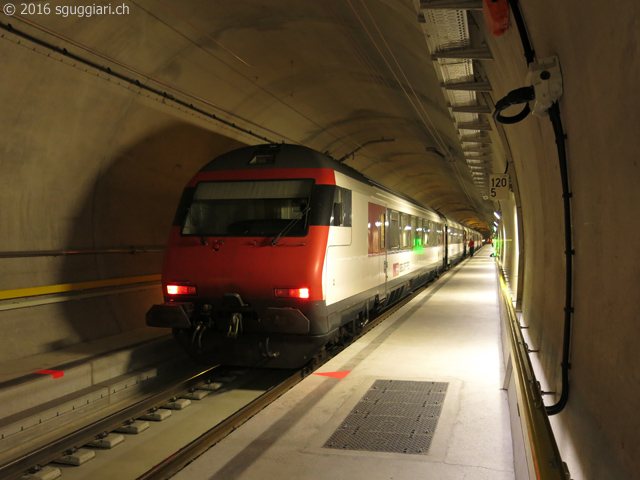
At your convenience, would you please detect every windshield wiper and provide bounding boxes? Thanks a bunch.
[185,208,208,246]
[271,206,311,246]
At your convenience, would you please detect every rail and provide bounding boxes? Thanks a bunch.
[497,264,570,479]
[0,366,217,480]
[140,278,435,479]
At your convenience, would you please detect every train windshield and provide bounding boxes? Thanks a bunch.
[181,179,314,237]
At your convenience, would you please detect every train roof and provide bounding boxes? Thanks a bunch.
[201,143,369,181]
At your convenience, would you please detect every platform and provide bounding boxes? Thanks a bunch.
[173,246,515,480]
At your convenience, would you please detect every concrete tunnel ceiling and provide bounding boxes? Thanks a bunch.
[1,0,496,236]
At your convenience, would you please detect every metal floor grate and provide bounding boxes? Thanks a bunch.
[323,380,448,455]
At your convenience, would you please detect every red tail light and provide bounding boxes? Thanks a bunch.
[274,287,310,299]
[166,284,197,296]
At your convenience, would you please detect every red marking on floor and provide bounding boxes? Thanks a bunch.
[35,369,64,379]
[313,371,350,379]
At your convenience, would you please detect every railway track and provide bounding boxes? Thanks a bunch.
[3,269,452,480]
[141,279,435,480]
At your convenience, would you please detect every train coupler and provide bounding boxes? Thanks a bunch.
[227,313,243,339]
[260,337,280,358]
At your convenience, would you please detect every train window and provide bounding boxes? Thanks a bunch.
[172,186,195,227]
[331,187,352,227]
[343,189,352,226]
[411,217,419,248]
[425,221,431,245]
[388,211,400,249]
[182,179,313,237]
[421,219,427,246]
[422,219,427,247]
[368,204,387,254]
[429,221,440,245]
[401,213,411,249]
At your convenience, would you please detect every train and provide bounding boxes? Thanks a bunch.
[146,144,483,368]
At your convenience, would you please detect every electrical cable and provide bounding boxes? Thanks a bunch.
[507,0,535,65]
[140,0,360,153]
[501,1,573,415]
[351,0,483,214]
[320,4,442,208]
[2,7,360,153]
[493,86,535,125]
[545,102,573,416]
[0,19,279,144]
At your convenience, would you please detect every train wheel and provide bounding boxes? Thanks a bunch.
[338,326,353,346]
[172,328,210,364]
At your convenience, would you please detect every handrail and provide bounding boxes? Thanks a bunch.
[497,263,570,479]
[0,247,165,258]
[0,274,161,301]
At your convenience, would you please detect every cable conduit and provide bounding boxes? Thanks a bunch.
[496,1,574,416]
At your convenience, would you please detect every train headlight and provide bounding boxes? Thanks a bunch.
[166,284,197,296]
[274,287,310,299]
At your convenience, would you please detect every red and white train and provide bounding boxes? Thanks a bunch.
[146,144,483,368]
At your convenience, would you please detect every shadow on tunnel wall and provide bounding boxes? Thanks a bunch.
[55,121,245,378]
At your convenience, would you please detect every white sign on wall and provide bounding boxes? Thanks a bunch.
[489,174,510,200]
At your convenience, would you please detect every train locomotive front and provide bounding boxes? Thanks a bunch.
[146,144,343,368]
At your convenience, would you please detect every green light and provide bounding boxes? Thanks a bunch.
[413,238,424,254]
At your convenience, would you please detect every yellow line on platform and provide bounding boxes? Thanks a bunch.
[0,274,162,301]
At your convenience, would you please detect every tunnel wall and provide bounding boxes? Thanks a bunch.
[477,2,640,478]
[495,192,519,299]
[0,33,246,363]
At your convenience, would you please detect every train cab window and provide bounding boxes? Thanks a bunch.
[331,187,352,227]
[181,179,314,237]
[388,211,400,249]
[172,186,195,227]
